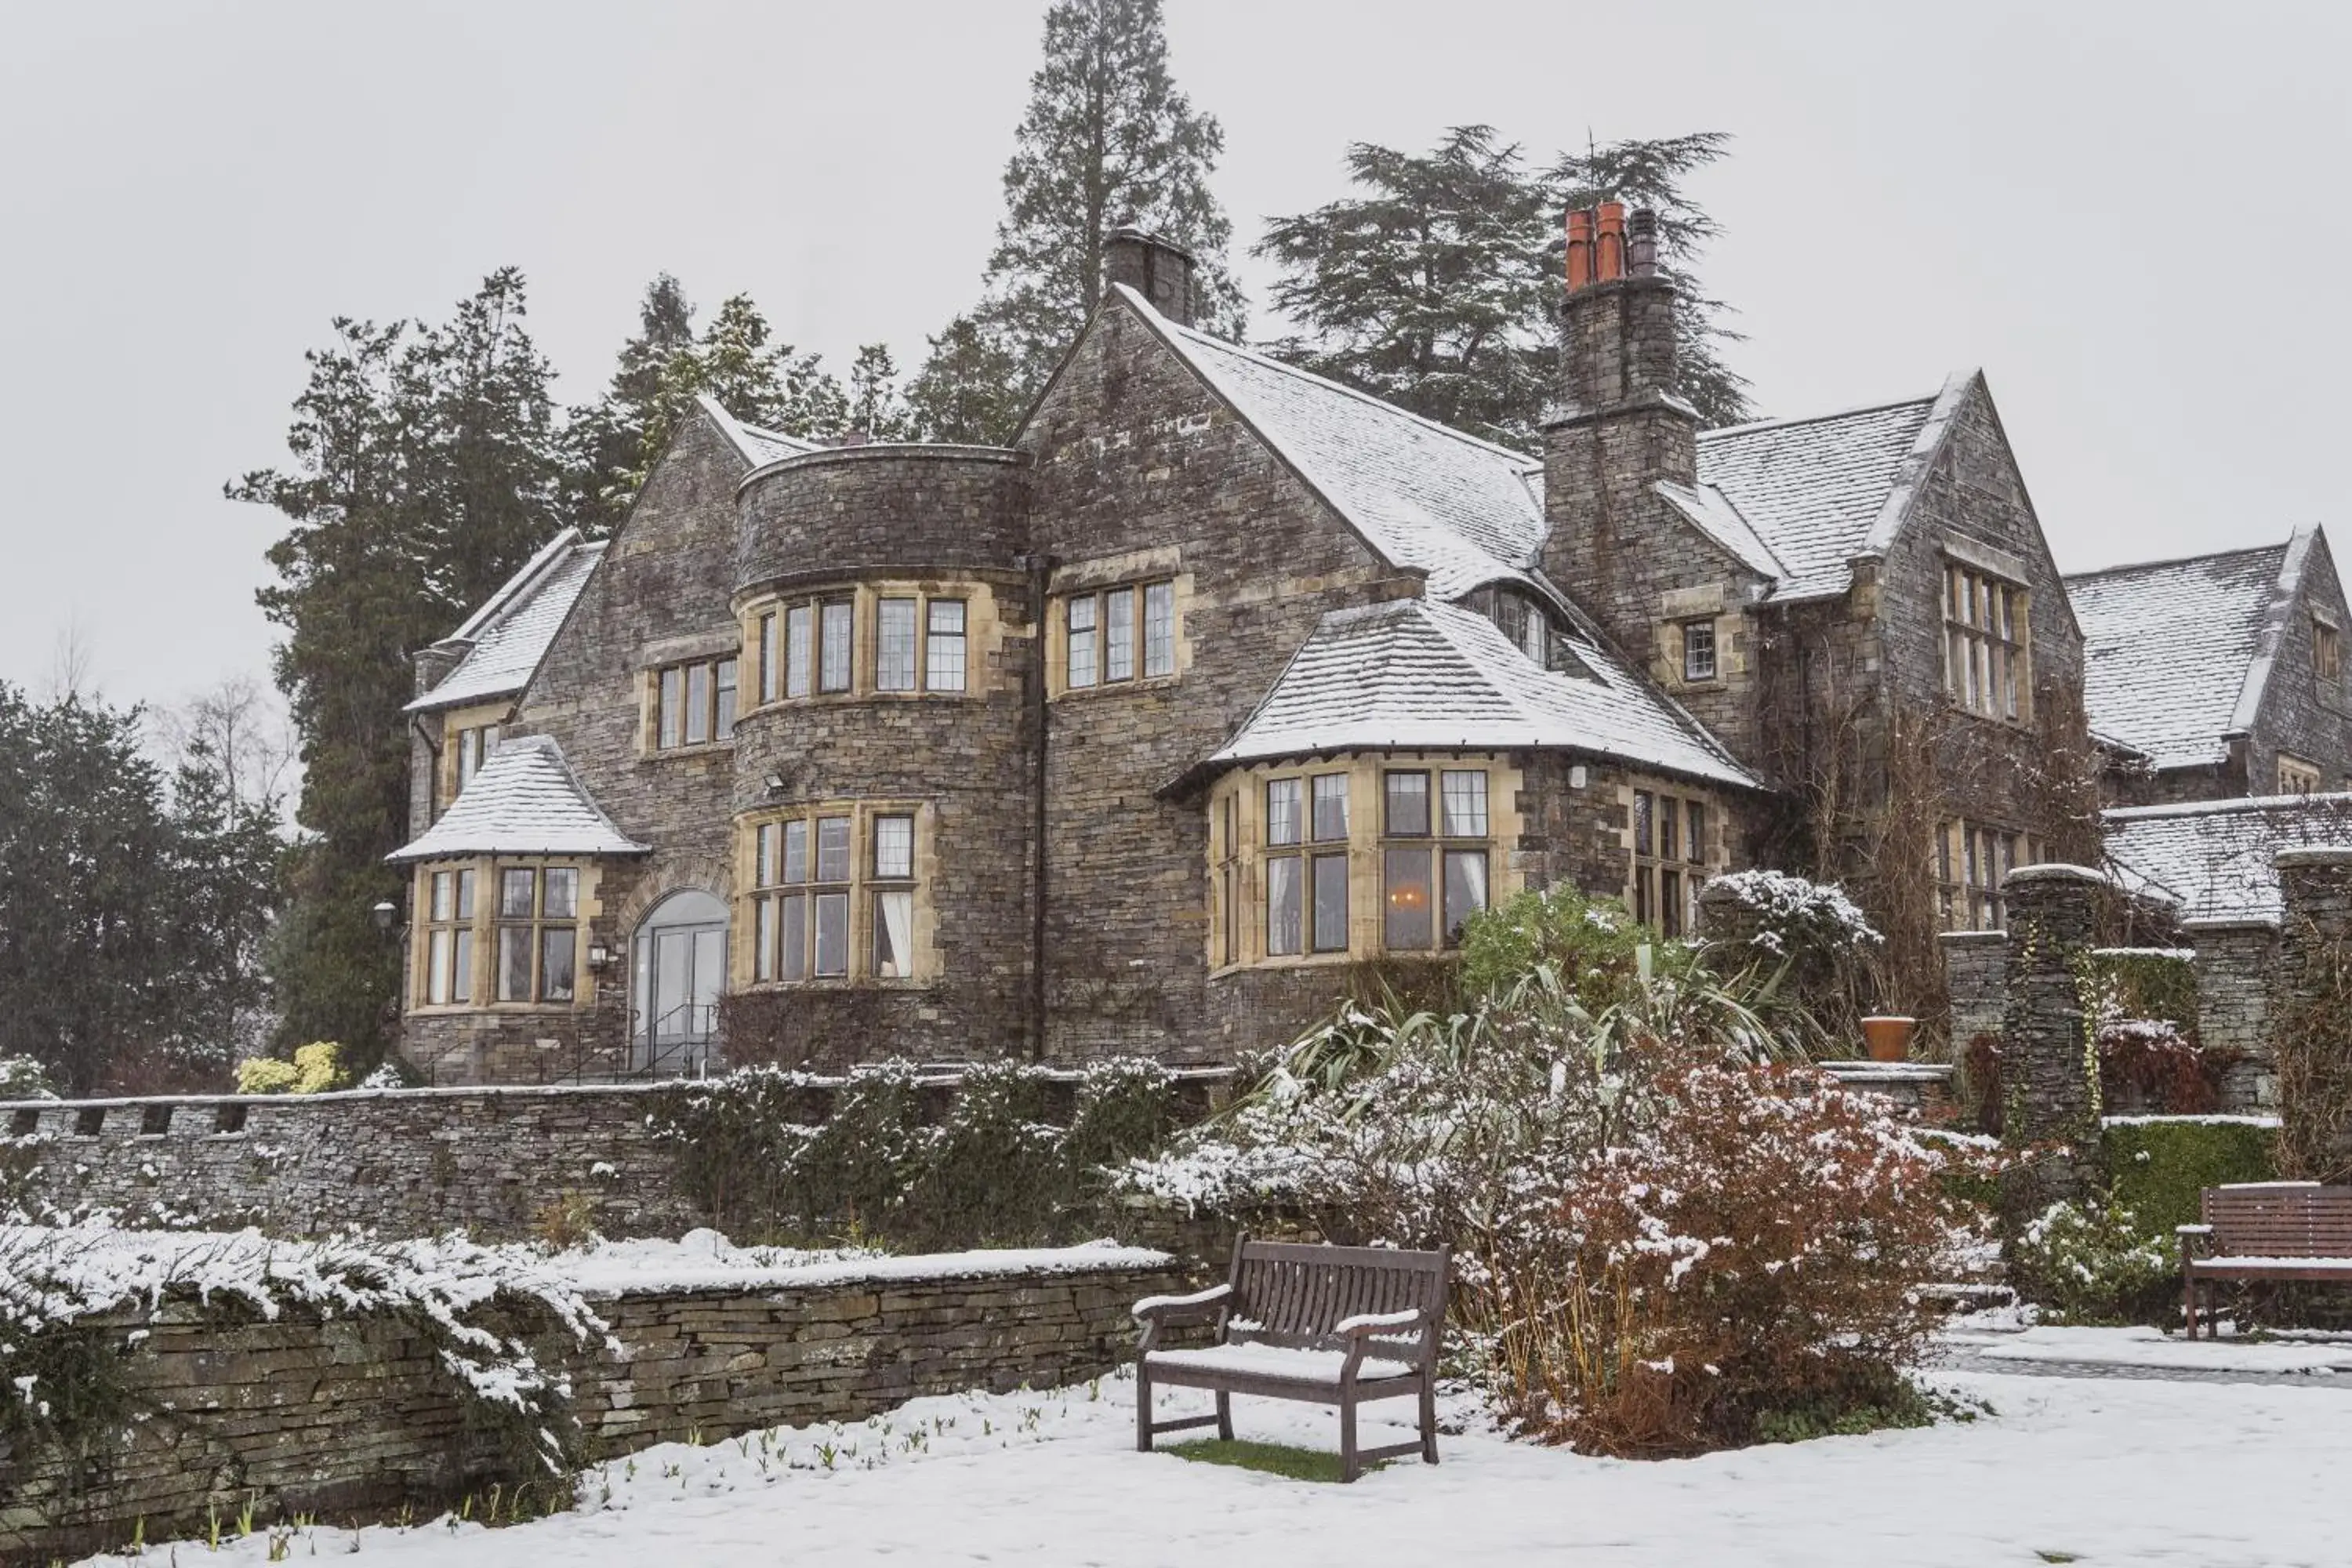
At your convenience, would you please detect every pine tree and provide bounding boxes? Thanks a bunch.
[909,0,1240,443]
[1259,128,1752,447]
[564,274,698,534]
[1257,127,1555,448]
[847,344,916,441]
[232,270,568,1070]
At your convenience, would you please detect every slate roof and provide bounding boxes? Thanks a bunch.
[2103,790,2352,924]
[1690,383,1961,601]
[388,735,647,862]
[699,393,821,469]
[1201,597,1757,790]
[2066,534,2303,771]
[405,530,605,713]
[1120,287,1548,601]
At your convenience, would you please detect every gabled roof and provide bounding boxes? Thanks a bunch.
[697,393,820,468]
[1196,597,1758,790]
[2065,530,2309,771]
[406,530,606,713]
[1112,285,1549,601]
[1690,378,1969,601]
[388,735,647,862]
[2103,790,2352,924]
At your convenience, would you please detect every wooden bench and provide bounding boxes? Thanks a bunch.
[1131,1236,1447,1483]
[2178,1181,2352,1338]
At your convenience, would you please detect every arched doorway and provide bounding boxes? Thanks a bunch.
[631,890,727,1076]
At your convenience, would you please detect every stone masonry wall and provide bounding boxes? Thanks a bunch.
[2242,530,2352,796]
[2187,918,2280,1111]
[1941,931,2009,1049]
[0,1085,698,1240]
[1999,864,2106,1200]
[0,1254,1181,1566]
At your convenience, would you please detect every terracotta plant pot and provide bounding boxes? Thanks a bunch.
[1860,1016,1916,1064]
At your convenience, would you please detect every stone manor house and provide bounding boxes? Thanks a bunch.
[388,210,2352,1084]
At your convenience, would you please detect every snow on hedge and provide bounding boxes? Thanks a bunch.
[1701,869,1882,955]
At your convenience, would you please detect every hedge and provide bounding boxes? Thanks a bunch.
[2102,1116,2278,1232]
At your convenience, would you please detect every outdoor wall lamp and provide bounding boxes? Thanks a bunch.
[370,900,397,933]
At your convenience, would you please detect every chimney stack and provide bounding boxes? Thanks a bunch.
[1555,202,1682,420]
[1102,227,1198,328]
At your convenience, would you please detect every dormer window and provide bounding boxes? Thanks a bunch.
[1468,586,1587,673]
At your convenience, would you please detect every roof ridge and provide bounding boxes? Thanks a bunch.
[1697,388,1944,443]
[2065,538,2294,584]
[1133,288,1541,472]
[2104,789,2352,822]
[448,528,584,642]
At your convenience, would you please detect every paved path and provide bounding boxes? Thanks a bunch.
[1936,1348,2351,1388]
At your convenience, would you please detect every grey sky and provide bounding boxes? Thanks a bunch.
[4,0,2346,716]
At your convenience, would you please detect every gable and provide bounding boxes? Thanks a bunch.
[1066,288,1551,601]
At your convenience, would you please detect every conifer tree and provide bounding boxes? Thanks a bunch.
[564,274,698,533]
[232,270,567,1069]
[907,0,1240,442]
[1259,128,1751,447]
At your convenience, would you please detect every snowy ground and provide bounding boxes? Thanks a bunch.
[69,1345,2352,1568]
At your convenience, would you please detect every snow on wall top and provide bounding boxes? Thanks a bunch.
[2102,790,2352,922]
[405,531,605,713]
[2067,541,2292,770]
[388,735,648,861]
[1693,393,1944,601]
[1205,597,1757,789]
[1117,285,1548,601]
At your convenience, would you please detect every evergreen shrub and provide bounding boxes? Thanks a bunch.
[2102,1117,2278,1233]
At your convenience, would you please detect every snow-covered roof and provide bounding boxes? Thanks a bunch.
[2066,533,2303,771]
[1692,379,1965,601]
[406,530,605,713]
[388,735,648,862]
[2103,790,2352,923]
[1197,597,1757,790]
[1115,285,1548,601]
[697,393,820,468]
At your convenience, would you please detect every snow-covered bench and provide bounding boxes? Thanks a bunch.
[1131,1235,1447,1482]
[2179,1182,2352,1338]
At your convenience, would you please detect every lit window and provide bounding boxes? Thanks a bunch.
[1682,620,1717,682]
[1384,768,1486,949]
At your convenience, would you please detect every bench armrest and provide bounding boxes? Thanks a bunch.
[1131,1283,1232,1323]
[1334,1308,1428,1336]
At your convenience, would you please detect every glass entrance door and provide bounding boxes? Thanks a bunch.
[630,891,727,1076]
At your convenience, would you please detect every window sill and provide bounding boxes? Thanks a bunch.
[1675,677,1729,694]
[1210,950,1459,978]
[740,978,937,993]
[647,739,736,760]
[1052,674,1181,702]
[405,1002,586,1016]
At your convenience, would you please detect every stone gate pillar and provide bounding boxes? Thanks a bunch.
[2270,848,2352,1181]
[2184,916,2280,1112]
[2001,864,2107,1201]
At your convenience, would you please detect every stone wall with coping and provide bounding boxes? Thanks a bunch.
[1999,864,2107,1200]
[1940,931,2009,1049]
[2186,917,2280,1111]
[0,1250,1181,1566]
[0,1072,1232,1241]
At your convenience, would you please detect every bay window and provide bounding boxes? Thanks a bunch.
[423,866,475,1004]
[1630,788,1708,937]
[750,589,975,704]
[746,803,926,984]
[412,858,588,1008]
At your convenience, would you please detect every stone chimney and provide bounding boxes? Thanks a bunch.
[1102,227,1197,327]
[1541,202,1726,732]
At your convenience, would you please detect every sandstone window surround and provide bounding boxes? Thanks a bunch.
[742,583,988,709]
[1046,550,1192,699]
[1935,819,2042,931]
[409,857,597,1011]
[741,800,935,987]
[1627,783,1714,938]
[1207,754,1522,971]
[649,654,739,752]
[1679,620,1717,684]
[454,723,502,793]
[2278,753,2323,796]
[1942,559,2031,724]
[434,703,512,816]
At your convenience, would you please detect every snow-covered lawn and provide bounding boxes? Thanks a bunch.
[70,1353,2352,1567]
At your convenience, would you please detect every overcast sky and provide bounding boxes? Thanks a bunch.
[4,0,2347,717]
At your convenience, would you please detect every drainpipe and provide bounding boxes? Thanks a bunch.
[1023,554,1056,1062]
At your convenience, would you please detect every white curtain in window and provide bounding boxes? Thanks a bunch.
[877,890,914,978]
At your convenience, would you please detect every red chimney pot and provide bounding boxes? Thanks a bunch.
[1595,202,1626,284]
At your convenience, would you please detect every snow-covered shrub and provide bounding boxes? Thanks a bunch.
[1698,869,1884,1055]
[1700,869,1881,959]
[2008,1199,2176,1324]
[1520,1061,1976,1454]
[0,1055,57,1100]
